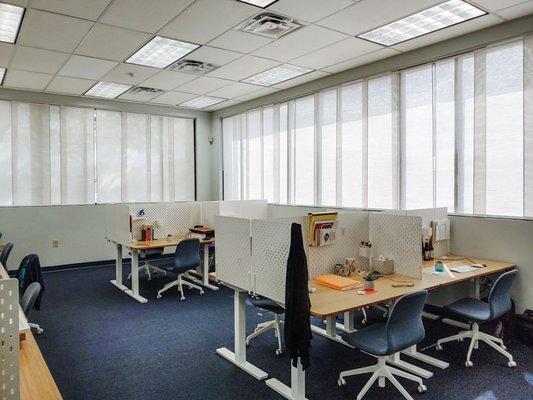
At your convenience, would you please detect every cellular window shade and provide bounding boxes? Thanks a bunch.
[122,113,149,203]
[319,89,337,206]
[292,95,315,205]
[0,101,12,205]
[172,117,195,201]
[525,36,533,217]
[263,107,274,203]
[247,109,263,200]
[96,110,122,203]
[60,106,95,205]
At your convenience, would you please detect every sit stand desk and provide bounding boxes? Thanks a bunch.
[109,236,216,303]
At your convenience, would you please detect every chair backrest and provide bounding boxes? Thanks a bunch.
[386,290,428,354]
[487,269,518,320]
[20,282,41,318]
[174,239,201,271]
[0,242,13,267]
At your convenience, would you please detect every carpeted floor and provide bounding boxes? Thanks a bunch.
[32,262,533,400]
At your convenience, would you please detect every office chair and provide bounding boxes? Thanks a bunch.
[127,248,166,281]
[157,239,204,300]
[436,269,518,368]
[338,290,428,400]
[0,242,14,268]
[20,282,44,334]
[246,295,285,355]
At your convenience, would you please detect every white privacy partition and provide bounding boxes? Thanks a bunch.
[0,278,19,400]
[406,207,449,258]
[201,201,220,227]
[220,199,268,219]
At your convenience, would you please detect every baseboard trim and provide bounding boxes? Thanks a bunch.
[42,253,174,272]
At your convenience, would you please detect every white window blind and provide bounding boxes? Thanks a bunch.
[222,37,532,218]
[0,101,195,206]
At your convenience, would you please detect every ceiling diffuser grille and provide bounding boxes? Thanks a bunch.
[237,12,301,38]
[128,86,163,94]
[168,59,219,75]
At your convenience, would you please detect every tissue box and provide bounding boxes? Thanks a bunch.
[374,258,394,275]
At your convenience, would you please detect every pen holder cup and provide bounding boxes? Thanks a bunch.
[364,280,374,291]
[374,259,394,275]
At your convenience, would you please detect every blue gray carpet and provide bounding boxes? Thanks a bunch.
[32,262,533,400]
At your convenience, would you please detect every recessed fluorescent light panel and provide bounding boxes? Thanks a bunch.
[0,3,24,43]
[85,82,132,98]
[242,64,312,86]
[358,0,486,46]
[179,96,226,109]
[237,0,278,8]
[126,36,199,69]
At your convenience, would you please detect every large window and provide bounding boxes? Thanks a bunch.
[0,101,196,206]
[223,37,533,218]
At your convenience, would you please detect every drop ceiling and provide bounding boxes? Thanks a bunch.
[0,0,530,111]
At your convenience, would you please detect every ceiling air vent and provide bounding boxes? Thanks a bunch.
[168,59,219,75]
[236,12,301,39]
[128,86,164,94]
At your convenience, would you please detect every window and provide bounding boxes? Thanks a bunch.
[0,101,196,206]
[222,37,532,218]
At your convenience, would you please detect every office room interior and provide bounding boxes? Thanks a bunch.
[0,0,532,399]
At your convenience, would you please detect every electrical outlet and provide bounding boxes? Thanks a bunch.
[52,239,59,248]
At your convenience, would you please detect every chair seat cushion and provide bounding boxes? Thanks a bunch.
[445,298,491,321]
[248,296,284,314]
[342,322,389,356]
[140,248,164,258]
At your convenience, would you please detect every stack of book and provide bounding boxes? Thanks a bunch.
[307,212,338,247]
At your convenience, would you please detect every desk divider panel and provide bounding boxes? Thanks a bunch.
[369,213,422,279]
[166,202,202,236]
[0,278,19,400]
[406,207,449,258]
[219,200,268,219]
[201,201,220,227]
[215,216,252,292]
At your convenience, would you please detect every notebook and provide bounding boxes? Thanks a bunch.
[450,265,476,273]
[314,274,362,291]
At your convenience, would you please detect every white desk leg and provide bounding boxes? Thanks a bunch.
[217,290,268,380]
[110,243,128,291]
[386,352,433,379]
[124,249,148,303]
[266,358,308,400]
[336,311,356,333]
[183,245,219,290]
[311,315,352,347]
[401,345,449,369]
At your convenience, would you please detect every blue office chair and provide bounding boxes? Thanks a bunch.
[156,239,204,300]
[20,282,43,334]
[1,242,14,268]
[436,269,518,368]
[246,295,285,355]
[338,290,428,400]
[127,247,166,281]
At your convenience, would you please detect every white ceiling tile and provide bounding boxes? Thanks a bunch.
[17,9,93,52]
[0,43,14,67]
[149,91,196,105]
[208,54,280,81]
[322,48,401,73]
[175,76,232,94]
[471,0,527,11]
[3,1,28,6]
[30,0,112,20]
[140,70,196,90]
[272,70,329,89]
[318,0,442,36]
[101,0,195,33]
[59,55,118,80]
[208,30,274,53]
[269,0,355,23]
[186,46,242,66]
[118,89,162,102]
[207,81,264,98]
[391,14,503,52]
[234,87,279,102]
[3,69,53,90]
[203,99,240,111]
[45,76,97,95]
[252,25,349,62]
[102,63,159,85]
[159,0,258,44]
[76,24,151,62]
[10,46,69,74]
[290,37,383,70]
[495,1,533,19]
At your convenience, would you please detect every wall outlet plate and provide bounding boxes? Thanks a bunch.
[52,239,59,248]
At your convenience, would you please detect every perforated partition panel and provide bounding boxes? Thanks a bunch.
[219,200,268,219]
[215,216,252,291]
[129,204,169,240]
[266,204,324,218]
[307,212,370,278]
[406,207,449,258]
[166,202,202,236]
[0,278,19,400]
[369,213,422,279]
[201,201,220,227]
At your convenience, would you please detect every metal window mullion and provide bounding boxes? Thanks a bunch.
[432,64,437,208]
[315,93,321,206]
[273,104,280,203]
[336,87,343,207]
[362,80,369,209]
[288,101,295,204]
[260,108,264,200]
[473,49,487,215]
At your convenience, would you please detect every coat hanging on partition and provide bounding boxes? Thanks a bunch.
[284,223,312,370]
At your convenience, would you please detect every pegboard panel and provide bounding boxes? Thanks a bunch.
[266,204,324,218]
[307,212,370,278]
[166,202,202,237]
[0,278,19,400]
[252,219,295,304]
[201,201,220,227]
[129,204,169,240]
[369,213,422,279]
[219,200,268,219]
[406,207,449,258]
[215,216,252,291]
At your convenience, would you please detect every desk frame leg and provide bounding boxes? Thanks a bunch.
[124,249,148,303]
[311,316,352,347]
[110,244,128,291]
[217,289,268,380]
[386,352,433,379]
[401,345,449,369]
[266,358,308,400]
[183,246,219,291]
[336,311,356,333]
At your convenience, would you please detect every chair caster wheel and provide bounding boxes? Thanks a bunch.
[275,349,282,355]
[508,360,516,368]
[501,344,507,350]
[337,378,346,387]
[435,344,443,351]
[418,384,427,393]
[245,341,250,347]
[465,360,473,367]
[36,329,43,335]
[361,320,367,325]
[200,291,204,295]
[156,294,162,299]
[457,338,463,342]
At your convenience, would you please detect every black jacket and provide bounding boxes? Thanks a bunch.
[284,223,312,370]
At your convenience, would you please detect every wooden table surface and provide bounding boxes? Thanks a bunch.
[130,235,214,250]
[310,255,516,317]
